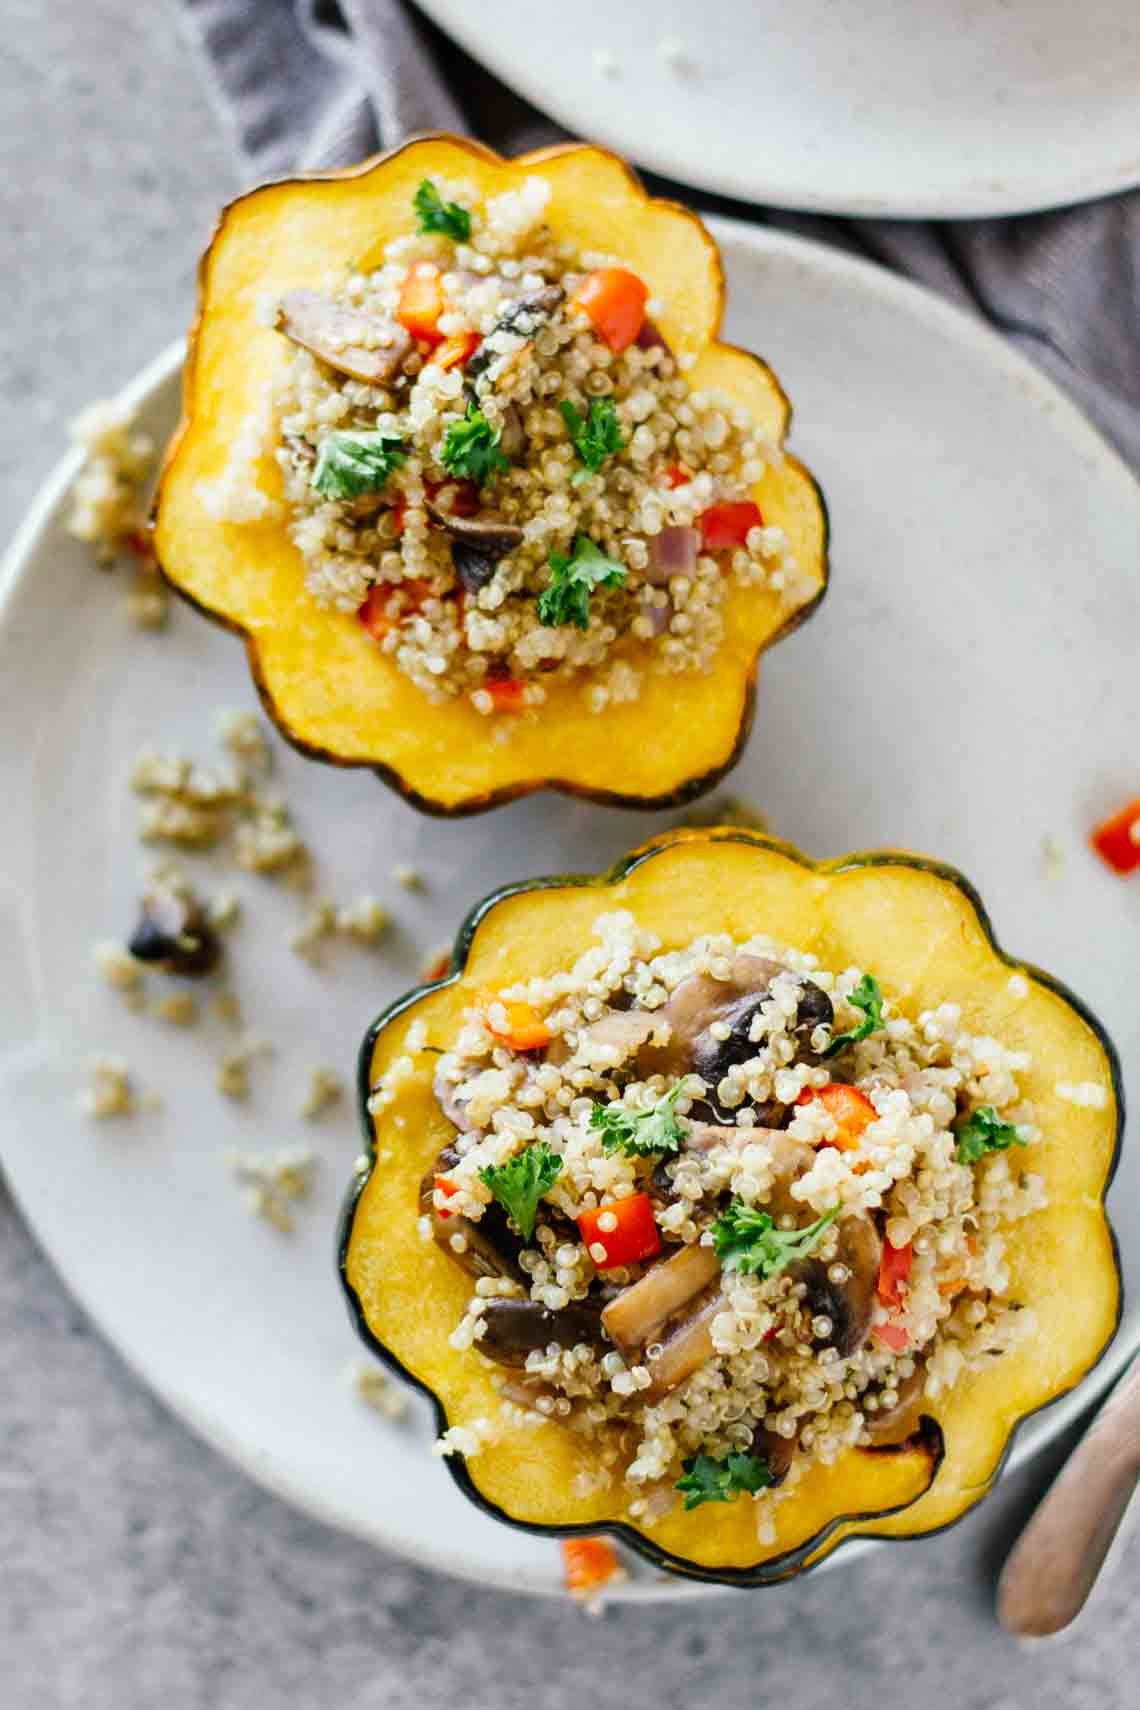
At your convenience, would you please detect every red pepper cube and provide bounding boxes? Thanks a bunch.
[1091,797,1140,875]
[873,1320,910,1353]
[698,500,764,552]
[877,1239,913,1308]
[570,268,649,353]
[578,1193,660,1269]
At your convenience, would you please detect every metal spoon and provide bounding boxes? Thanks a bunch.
[998,1353,1140,1638]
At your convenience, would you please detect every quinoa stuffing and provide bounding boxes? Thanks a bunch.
[402,912,1047,1530]
[212,174,810,717]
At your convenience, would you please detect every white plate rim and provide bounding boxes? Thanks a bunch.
[414,0,1140,219]
[1,220,1135,1601]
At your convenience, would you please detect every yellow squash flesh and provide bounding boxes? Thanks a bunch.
[155,137,828,815]
[341,831,1121,1583]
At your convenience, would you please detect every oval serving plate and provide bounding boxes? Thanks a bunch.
[0,221,1136,1599]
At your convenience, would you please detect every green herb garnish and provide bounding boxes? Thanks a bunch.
[478,1142,562,1240]
[439,403,510,486]
[955,1106,1027,1166]
[559,398,625,484]
[711,1201,841,1279]
[537,536,627,629]
[413,179,471,243]
[675,1451,773,1511]
[824,973,885,1057]
[311,430,407,500]
[591,1085,687,1158]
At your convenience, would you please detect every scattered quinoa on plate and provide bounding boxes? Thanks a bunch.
[405,911,1046,1526]
[225,174,804,716]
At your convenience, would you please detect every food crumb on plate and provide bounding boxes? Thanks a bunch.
[300,1065,343,1119]
[153,991,199,1027]
[216,1034,274,1101]
[227,1146,315,1232]
[215,708,273,770]
[1041,834,1065,881]
[348,1360,409,1420]
[81,1055,135,1119]
[392,864,424,891]
[92,940,146,1005]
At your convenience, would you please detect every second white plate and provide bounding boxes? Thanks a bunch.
[1,220,1137,1600]
[419,0,1140,217]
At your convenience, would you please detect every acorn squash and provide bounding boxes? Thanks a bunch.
[153,136,827,816]
[339,829,1122,1586]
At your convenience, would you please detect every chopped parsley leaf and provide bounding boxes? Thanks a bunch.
[478,1142,562,1240]
[412,179,471,243]
[311,430,407,500]
[439,403,510,486]
[712,1201,841,1279]
[537,536,626,629]
[955,1106,1027,1165]
[824,973,885,1057]
[559,398,625,484]
[675,1451,773,1511]
[591,1084,687,1158]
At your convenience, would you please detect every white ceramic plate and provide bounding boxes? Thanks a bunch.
[1,222,1137,1602]
[418,0,1140,217]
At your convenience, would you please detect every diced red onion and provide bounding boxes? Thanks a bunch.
[646,525,700,584]
[639,593,670,636]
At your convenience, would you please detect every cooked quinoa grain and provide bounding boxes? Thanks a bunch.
[212,175,810,717]
[414,913,1048,1521]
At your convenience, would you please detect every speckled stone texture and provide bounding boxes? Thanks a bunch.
[1,4,1135,1704]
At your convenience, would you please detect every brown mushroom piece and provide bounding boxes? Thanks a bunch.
[791,1212,881,1359]
[602,1242,721,1360]
[424,501,524,594]
[864,1362,928,1447]
[466,285,567,385]
[478,1297,608,1367]
[418,1147,526,1284]
[641,1290,727,1403]
[276,289,413,385]
[433,1057,475,1131]
[749,1422,796,1486]
[636,954,834,1086]
[128,881,220,976]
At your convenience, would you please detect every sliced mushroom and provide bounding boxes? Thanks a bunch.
[641,1290,726,1403]
[433,1056,474,1131]
[478,1297,607,1367]
[418,1150,526,1284]
[602,1242,721,1360]
[792,1212,881,1358]
[425,500,524,594]
[495,1373,559,1411]
[128,881,220,976]
[749,1422,796,1486]
[863,1362,927,1447]
[276,290,413,385]
[467,285,567,383]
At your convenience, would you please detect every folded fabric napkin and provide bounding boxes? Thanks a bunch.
[178,0,1140,469]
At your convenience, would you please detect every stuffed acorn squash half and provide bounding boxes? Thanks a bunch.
[154,136,827,815]
[340,830,1121,1586]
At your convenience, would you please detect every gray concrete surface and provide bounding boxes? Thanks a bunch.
[1,3,1135,1705]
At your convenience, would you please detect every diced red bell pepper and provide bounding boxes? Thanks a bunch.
[486,676,526,714]
[562,1537,621,1597]
[433,1175,460,1220]
[797,1082,878,1152]
[570,267,649,353]
[357,579,431,642]
[479,992,552,1051]
[1090,797,1140,875]
[397,262,445,342]
[877,1239,913,1308]
[698,500,764,551]
[578,1193,660,1269]
[873,1320,910,1353]
[660,463,692,489]
[434,330,481,371]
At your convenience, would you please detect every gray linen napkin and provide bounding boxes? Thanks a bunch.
[177,0,1140,470]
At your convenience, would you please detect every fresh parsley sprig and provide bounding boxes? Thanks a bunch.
[478,1142,562,1240]
[675,1451,773,1511]
[537,536,626,630]
[711,1202,841,1279]
[413,179,471,243]
[824,973,885,1057]
[559,398,625,484]
[439,403,510,486]
[955,1106,1027,1166]
[311,429,407,500]
[591,1085,688,1158]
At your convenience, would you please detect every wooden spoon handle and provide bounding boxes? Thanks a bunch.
[998,1358,1140,1638]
